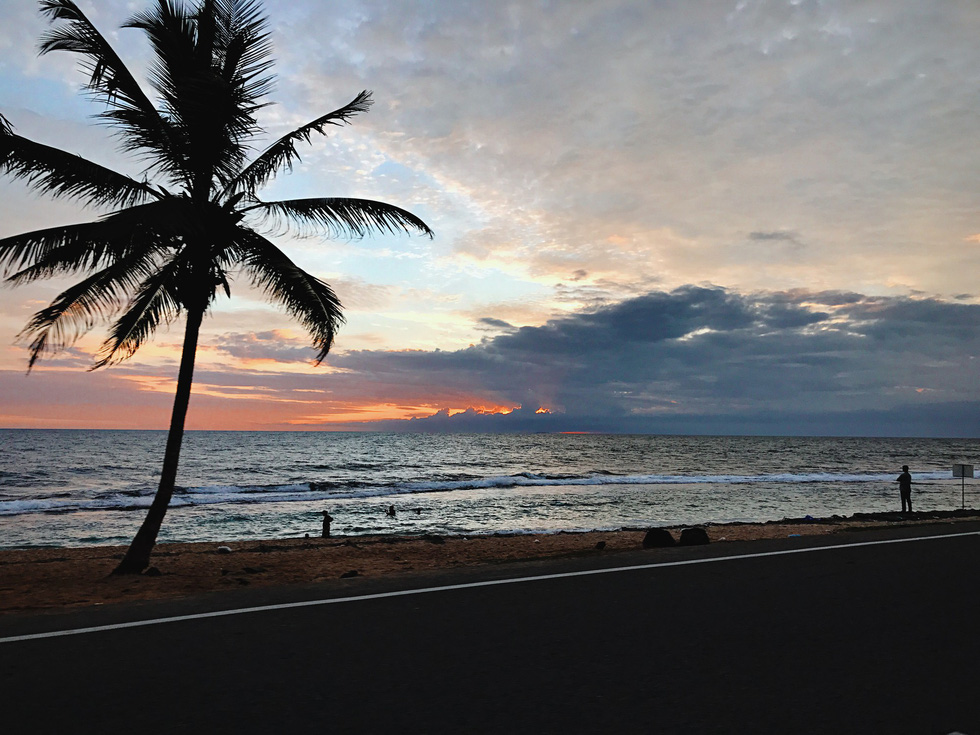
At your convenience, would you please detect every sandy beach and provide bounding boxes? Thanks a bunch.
[2,509,977,615]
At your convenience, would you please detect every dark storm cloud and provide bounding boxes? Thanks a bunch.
[53,286,973,435]
[489,287,757,356]
[749,231,804,246]
[14,285,974,435]
[366,400,980,438]
[476,317,516,332]
[323,286,980,432]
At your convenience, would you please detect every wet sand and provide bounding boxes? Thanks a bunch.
[2,509,977,614]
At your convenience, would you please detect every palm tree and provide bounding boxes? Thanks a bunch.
[0,0,432,573]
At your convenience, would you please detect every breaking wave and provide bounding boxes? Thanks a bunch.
[0,470,949,517]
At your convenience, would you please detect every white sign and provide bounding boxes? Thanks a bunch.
[953,464,974,478]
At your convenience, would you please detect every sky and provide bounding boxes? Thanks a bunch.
[1,0,979,436]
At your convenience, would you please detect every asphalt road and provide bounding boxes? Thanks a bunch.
[3,524,980,734]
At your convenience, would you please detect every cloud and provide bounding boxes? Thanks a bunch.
[359,399,980,438]
[748,230,805,249]
[476,317,516,332]
[265,0,980,297]
[321,285,980,427]
[210,330,318,363]
[5,3,980,330]
[6,285,979,435]
[323,277,396,311]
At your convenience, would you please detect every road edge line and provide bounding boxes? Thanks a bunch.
[3,529,978,644]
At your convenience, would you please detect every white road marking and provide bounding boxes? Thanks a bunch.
[3,529,978,645]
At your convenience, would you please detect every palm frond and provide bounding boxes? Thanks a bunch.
[207,0,275,102]
[17,250,161,370]
[244,196,434,240]
[0,199,190,279]
[4,231,166,286]
[94,257,186,367]
[0,124,158,208]
[227,91,373,197]
[38,0,178,177]
[235,229,344,362]
[125,0,274,193]
[0,222,119,279]
[209,0,275,168]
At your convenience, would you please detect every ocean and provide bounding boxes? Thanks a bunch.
[0,430,976,549]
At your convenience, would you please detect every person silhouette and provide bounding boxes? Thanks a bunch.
[897,465,912,513]
[321,510,334,538]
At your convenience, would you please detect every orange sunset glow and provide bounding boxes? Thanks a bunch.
[447,405,514,417]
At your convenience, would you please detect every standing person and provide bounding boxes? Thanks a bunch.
[897,465,913,513]
[321,510,334,538]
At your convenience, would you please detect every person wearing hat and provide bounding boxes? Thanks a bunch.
[897,465,913,513]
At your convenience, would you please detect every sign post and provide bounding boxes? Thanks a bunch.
[953,464,974,509]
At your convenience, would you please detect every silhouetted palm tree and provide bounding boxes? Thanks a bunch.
[0,0,432,573]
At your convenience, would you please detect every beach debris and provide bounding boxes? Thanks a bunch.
[643,528,676,548]
[340,570,360,578]
[216,545,233,554]
[678,527,710,546]
[595,541,607,550]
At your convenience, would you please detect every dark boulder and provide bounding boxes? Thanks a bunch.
[678,527,710,546]
[643,528,676,548]
[595,541,606,550]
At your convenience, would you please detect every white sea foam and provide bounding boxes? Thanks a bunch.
[387,470,951,496]
[0,470,951,516]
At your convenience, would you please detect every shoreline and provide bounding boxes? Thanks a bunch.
[2,508,977,615]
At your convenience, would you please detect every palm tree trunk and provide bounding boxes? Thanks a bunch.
[112,306,205,574]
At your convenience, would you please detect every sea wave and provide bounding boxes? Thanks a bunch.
[0,469,950,517]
